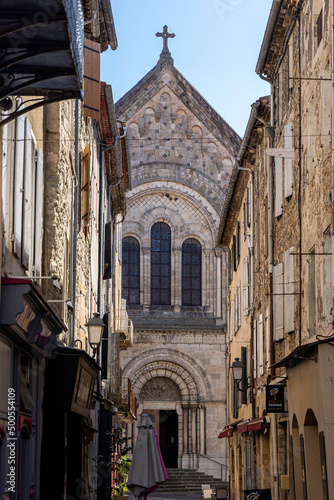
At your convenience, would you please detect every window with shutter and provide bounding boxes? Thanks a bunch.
[265,307,270,371]
[236,221,240,269]
[284,247,295,333]
[308,249,316,336]
[233,234,237,272]
[253,319,257,379]
[103,221,112,280]
[258,314,264,376]
[275,157,283,217]
[273,262,284,340]
[33,147,43,277]
[13,114,25,257]
[240,346,247,404]
[81,144,90,235]
[264,196,269,258]
[83,38,100,120]
[243,257,249,315]
[323,228,332,325]
[22,118,35,270]
[284,122,293,199]
[238,281,241,328]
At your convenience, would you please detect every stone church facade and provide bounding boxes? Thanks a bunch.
[116,31,240,479]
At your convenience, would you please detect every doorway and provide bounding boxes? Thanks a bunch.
[159,410,178,468]
[142,408,179,468]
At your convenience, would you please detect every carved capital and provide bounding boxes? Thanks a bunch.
[142,247,150,256]
[214,248,223,258]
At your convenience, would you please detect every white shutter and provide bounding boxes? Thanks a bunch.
[34,147,44,276]
[258,314,264,376]
[273,262,284,340]
[265,307,270,371]
[253,319,257,379]
[284,122,293,198]
[275,157,283,217]
[13,114,25,257]
[243,257,249,315]
[22,118,35,270]
[284,247,295,333]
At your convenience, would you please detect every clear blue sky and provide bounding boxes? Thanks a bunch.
[101,1,272,138]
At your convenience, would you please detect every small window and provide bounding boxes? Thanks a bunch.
[182,238,201,306]
[151,222,171,305]
[316,9,323,47]
[122,237,140,305]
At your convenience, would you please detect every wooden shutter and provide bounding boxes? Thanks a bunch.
[258,314,264,375]
[264,195,268,258]
[34,147,43,277]
[81,144,90,231]
[284,247,295,333]
[275,157,283,217]
[273,262,284,340]
[284,122,293,198]
[83,38,100,120]
[22,117,35,270]
[243,256,249,315]
[13,114,25,257]
[236,221,240,269]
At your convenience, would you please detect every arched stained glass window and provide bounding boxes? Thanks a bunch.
[151,222,171,305]
[122,236,140,305]
[182,238,201,306]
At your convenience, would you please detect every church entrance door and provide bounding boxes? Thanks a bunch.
[159,410,178,468]
[142,408,178,468]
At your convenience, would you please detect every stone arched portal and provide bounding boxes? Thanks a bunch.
[123,349,213,469]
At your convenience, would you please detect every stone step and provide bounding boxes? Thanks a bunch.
[158,468,228,494]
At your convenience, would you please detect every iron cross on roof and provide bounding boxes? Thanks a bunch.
[156,25,175,53]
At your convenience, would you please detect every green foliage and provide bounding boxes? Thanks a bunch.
[112,455,131,497]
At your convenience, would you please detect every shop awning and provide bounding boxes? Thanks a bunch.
[247,417,266,433]
[270,338,331,369]
[218,426,234,439]
[0,278,66,357]
[237,420,249,434]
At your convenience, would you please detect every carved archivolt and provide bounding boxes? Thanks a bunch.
[140,376,181,401]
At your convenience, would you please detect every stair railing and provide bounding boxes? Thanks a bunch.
[198,454,229,482]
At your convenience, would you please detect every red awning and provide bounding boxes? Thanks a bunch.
[218,426,233,439]
[237,420,249,434]
[247,417,265,433]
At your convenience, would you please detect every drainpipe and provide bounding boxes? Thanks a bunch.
[331,0,334,318]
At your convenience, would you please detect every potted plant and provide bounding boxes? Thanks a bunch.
[112,455,131,499]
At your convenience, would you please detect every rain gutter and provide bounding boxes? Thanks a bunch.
[255,0,283,81]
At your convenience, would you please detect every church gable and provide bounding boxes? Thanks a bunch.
[118,74,238,214]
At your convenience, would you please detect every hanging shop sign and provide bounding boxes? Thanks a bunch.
[244,489,272,500]
[265,384,285,413]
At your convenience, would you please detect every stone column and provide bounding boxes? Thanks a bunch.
[191,404,197,455]
[182,405,189,457]
[203,249,210,307]
[215,249,223,320]
[142,247,150,310]
[199,404,206,455]
[173,248,182,311]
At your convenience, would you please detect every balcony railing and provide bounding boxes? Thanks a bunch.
[109,377,137,419]
[115,298,133,348]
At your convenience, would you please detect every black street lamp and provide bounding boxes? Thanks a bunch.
[86,312,105,359]
[231,357,251,392]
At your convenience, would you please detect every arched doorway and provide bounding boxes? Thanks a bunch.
[140,377,180,468]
